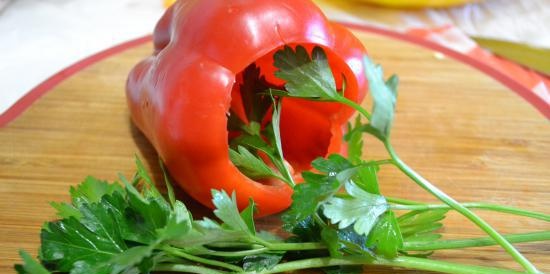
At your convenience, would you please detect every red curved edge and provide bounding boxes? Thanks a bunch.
[1,23,548,128]
[0,35,153,127]
[341,22,550,119]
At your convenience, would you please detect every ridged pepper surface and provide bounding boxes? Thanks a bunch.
[126,0,368,216]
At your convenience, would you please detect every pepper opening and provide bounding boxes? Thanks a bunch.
[227,44,349,183]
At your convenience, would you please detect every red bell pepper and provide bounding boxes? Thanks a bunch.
[126,0,368,216]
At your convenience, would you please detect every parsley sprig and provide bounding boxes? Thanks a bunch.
[16,46,550,274]
[16,157,550,274]
[228,64,295,186]
[271,45,548,273]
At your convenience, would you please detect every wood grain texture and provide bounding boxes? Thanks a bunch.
[1,29,549,273]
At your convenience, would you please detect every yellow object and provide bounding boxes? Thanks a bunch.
[356,0,477,8]
[473,37,550,76]
[164,0,176,8]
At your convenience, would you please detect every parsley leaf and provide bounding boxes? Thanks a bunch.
[157,200,192,241]
[352,164,381,195]
[159,159,176,207]
[281,172,339,232]
[229,63,295,187]
[240,198,257,235]
[242,252,284,272]
[366,211,403,258]
[321,225,374,258]
[34,159,197,274]
[70,176,124,206]
[321,226,342,257]
[312,154,354,175]
[122,179,171,244]
[49,201,81,220]
[229,146,283,181]
[14,251,51,274]
[323,182,388,236]
[344,116,365,165]
[51,176,124,220]
[362,56,398,139]
[212,189,254,235]
[239,64,273,123]
[274,45,339,100]
[398,209,448,244]
[268,99,295,185]
[40,209,127,272]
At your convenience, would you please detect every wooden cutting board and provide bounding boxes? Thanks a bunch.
[1,26,549,273]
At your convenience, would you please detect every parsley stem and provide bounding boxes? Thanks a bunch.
[370,159,395,166]
[390,202,550,222]
[337,96,372,121]
[384,141,540,274]
[386,196,425,205]
[404,231,550,251]
[206,242,264,249]
[161,246,243,272]
[202,247,269,257]
[249,235,326,251]
[251,255,524,274]
[265,242,327,251]
[155,264,227,274]
[375,256,525,274]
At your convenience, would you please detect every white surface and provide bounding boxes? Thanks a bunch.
[1,0,548,116]
[420,0,550,49]
[0,0,164,114]
[320,0,550,49]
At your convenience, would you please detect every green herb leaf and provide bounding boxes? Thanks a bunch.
[321,225,374,258]
[229,146,281,181]
[172,222,249,248]
[366,211,403,258]
[14,250,51,274]
[50,176,125,225]
[157,200,192,241]
[36,160,196,274]
[323,182,388,236]
[404,233,442,243]
[286,216,323,242]
[134,156,154,189]
[353,165,381,195]
[398,209,448,227]
[242,252,284,271]
[398,209,448,245]
[344,116,365,165]
[282,173,340,232]
[269,99,295,186]
[40,214,126,272]
[240,198,257,235]
[159,160,176,207]
[321,227,342,257]
[108,246,155,274]
[49,201,82,220]
[336,226,373,256]
[363,56,398,139]
[123,180,171,244]
[240,64,273,123]
[212,190,253,235]
[311,154,354,175]
[69,176,123,207]
[273,45,339,100]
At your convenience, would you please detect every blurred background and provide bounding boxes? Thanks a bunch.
[0,0,548,115]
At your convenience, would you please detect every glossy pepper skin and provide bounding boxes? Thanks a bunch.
[126,0,368,216]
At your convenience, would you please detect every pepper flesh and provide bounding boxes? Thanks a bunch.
[126,0,368,216]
